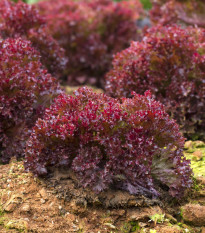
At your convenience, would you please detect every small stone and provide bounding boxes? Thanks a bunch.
[40,199,46,204]
[3,194,23,212]
[4,203,17,212]
[104,223,116,229]
[193,150,203,160]
[20,204,30,213]
[184,141,193,150]
[36,193,41,198]
[181,204,205,226]
[39,188,48,200]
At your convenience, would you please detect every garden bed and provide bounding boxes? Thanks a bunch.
[0,141,204,232]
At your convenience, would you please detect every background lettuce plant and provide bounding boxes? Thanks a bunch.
[37,0,143,86]
[105,25,205,139]
[0,0,67,78]
[150,0,205,27]
[0,38,61,164]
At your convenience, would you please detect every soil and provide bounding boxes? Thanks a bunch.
[0,141,204,233]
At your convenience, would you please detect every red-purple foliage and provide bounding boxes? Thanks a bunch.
[37,0,143,86]
[25,87,192,198]
[86,0,143,52]
[105,25,205,139]
[150,0,205,27]
[0,38,61,164]
[0,0,67,78]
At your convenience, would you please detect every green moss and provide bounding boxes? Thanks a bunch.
[120,222,131,233]
[191,176,204,192]
[0,205,4,216]
[149,230,157,233]
[130,221,140,232]
[140,0,152,9]
[0,217,7,225]
[188,157,205,177]
[184,144,205,177]
[149,214,165,225]
[5,219,28,232]
[114,0,152,10]
[120,221,141,233]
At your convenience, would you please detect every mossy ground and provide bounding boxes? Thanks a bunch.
[184,141,205,177]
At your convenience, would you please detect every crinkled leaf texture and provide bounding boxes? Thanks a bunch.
[150,0,205,28]
[0,0,67,78]
[105,25,205,140]
[0,38,61,163]
[25,87,192,199]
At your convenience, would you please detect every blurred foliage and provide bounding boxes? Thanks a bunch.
[139,0,152,9]
[12,0,39,2]
[27,0,39,3]
[115,0,151,9]
[12,0,152,10]
[184,142,205,177]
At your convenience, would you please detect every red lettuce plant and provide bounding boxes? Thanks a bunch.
[0,0,67,78]
[86,0,143,50]
[105,25,205,139]
[150,0,205,27]
[37,0,143,86]
[0,38,61,164]
[25,87,192,198]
